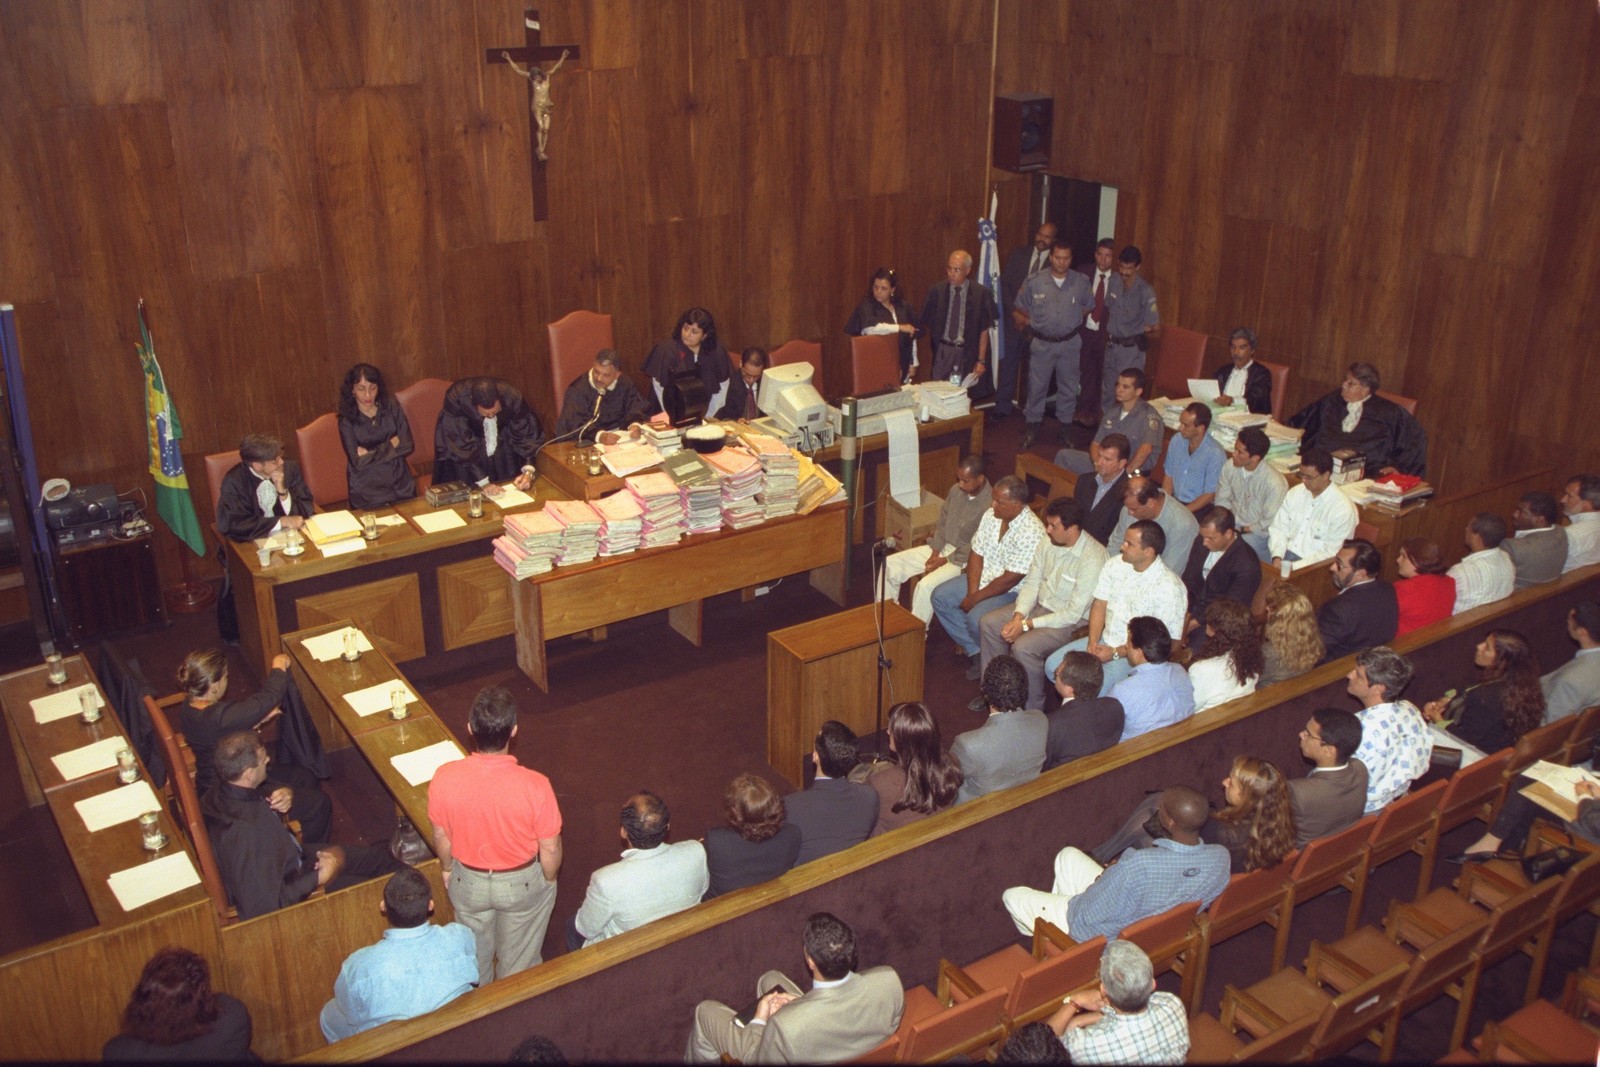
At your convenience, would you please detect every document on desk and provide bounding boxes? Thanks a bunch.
[75,779,161,833]
[882,408,923,509]
[51,735,129,781]
[31,683,105,724]
[344,680,419,717]
[601,443,665,478]
[255,530,291,550]
[108,851,202,913]
[376,513,408,527]
[302,626,375,662]
[318,537,368,557]
[1186,379,1221,402]
[491,485,535,508]
[391,739,465,787]
[413,509,467,534]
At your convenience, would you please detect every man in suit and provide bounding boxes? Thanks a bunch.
[1073,433,1132,546]
[715,347,769,421]
[920,249,998,398]
[1043,652,1124,770]
[1289,708,1369,846]
[785,721,878,865]
[1317,538,1399,662]
[1543,601,1600,723]
[997,221,1056,419]
[1212,327,1273,414]
[685,912,904,1063]
[215,433,315,542]
[568,791,708,948]
[1074,239,1117,426]
[1502,491,1568,589]
[951,655,1048,803]
[1180,506,1262,650]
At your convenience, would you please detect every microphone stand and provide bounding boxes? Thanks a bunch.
[866,534,896,762]
[528,392,607,482]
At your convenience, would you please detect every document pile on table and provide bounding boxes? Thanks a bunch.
[639,422,683,456]
[626,472,687,547]
[705,448,765,529]
[663,451,724,534]
[497,510,564,579]
[748,435,799,518]
[1208,408,1271,447]
[1364,472,1433,514]
[545,499,603,564]
[906,381,971,420]
[593,490,644,555]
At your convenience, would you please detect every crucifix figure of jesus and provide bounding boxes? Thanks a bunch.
[486,9,580,221]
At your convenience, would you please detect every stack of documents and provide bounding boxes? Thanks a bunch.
[748,435,799,518]
[1365,474,1433,514]
[1150,397,1193,431]
[908,381,971,420]
[303,510,363,548]
[498,511,563,577]
[1206,408,1272,451]
[705,448,765,529]
[593,491,644,555]
[639,422,683,456]
[663,452,723,534]
[599,441,662,478]
[544,499,603,564]
[493,536,547,580]
[626,472,687,547]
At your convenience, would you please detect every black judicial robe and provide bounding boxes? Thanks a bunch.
[1289,391,1428,476]
[434,378,543,484]
[339,394,416,509]
[555,371,650,443]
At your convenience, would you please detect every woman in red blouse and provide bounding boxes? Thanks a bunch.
[1394,537,1456,636]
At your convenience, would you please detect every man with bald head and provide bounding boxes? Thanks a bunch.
[921,249,998,393]
[1001,785,1229,940]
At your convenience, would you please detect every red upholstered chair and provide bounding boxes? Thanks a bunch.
[1258,359,1290,422]
[769,339,824,397]
[1149,325,1208,400]
[1377,388,1418,416]
[849,334,901,396]
[294,413,346,508]
[395,377,450,491]
[546,310,615,406]
[204,450,237,526]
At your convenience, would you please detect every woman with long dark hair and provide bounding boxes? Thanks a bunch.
[336,363,415,509]
[844,268,922,383]
[102,947,253,1060]
[642,307,731,422]
[1422,629,1545,762]
[864,702,963,836]
[1188,599,1265,711]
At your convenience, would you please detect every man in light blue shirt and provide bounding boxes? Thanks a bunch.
[321,869,477,1042]
[1162,402,1227,514]
[1111,617,1195,742]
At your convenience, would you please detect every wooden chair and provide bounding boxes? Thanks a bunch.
[1118,901,1202,1009]
[1504,716,1577,781]
[1015,451,1077,513]
[896,966,1009,1062]
[1270,816,1374,970]
[1459,850,1600,987]
[143,694,234,924]
[768,339,824,397]
[394,377,450,491]
[204,449,237,526]
[1305,907,1488,1058]
[1185,1007,1317,1063]
[957,923,1106,1030]
[1218,959,1409,1061]
[546,310,615,407]
[848,333,902,396]
[1471,973,1600,1063]
[1188,861,1296,1013]
[1353,519,1382,544]
[1377,389,1418,416]
[1257,359,1290,422]
[1417,748,1515,897]
[1357,779,1448,921]
[1557,704,1600,766]
[294,412,347,508]
[1149,325,1208,401]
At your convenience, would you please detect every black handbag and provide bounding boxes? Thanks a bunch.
[1521,846,1581,883]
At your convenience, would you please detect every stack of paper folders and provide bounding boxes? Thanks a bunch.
[497,510,564,578]
[544,499,603,564]
[795,454,844,514]
[1364,474,1433,514]
[599,441,663,478]
[907,381,971,420]
[639,423,683,456]
[663,451,724,534]
[747,435,799,518]
[303,510,363,548]
[626,472,687,547]
[593,491,643,555]
[705,448,765,529]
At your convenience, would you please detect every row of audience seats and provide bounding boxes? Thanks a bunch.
[1438,967,1600,1062]
[812,706,1600,1064]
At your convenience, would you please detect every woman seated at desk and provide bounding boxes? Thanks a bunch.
[176,648,331,845]
[844,267,922,384]
[338,362,416,509]
[642,307,730,423]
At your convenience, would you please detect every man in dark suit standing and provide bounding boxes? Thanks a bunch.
[1213,327,1273,414]
[1288,708,1368,846]
[997,222,1056,420]
[785,721,877,866]
[1073,433,1132,547]
[920,250,998,400]
[1075,239,1117,426]
[1180,507,1262,650]
[1317,538,1400,662]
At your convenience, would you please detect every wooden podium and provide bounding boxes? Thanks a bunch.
[766,602,925,788]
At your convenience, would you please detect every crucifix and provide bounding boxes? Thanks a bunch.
[486,9,580,222]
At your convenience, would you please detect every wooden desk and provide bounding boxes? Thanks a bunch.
[0,658,123,805]
[536,442,627,500]
[283,621,465,831]
[225,484,570,678]
[513,503,848,692]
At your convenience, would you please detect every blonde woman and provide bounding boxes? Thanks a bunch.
[1258,584,1324,688]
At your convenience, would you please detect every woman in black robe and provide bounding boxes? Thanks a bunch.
[642,307,731,422]
[337,363,416,509]
[844,267,922,383]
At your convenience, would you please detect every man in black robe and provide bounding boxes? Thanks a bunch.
[554,350,649,444]
[434,377,543,490]
[1289,361,1427,476]
[216,433,315,541]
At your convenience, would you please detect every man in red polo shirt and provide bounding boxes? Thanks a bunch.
[429,686,563,985]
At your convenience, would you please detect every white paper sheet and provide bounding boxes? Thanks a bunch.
[31,684,105,724]
[1523,760,1594,796]
[413,510,467,534]
[51,735,130,781]
[254,530,291,550]
[107,851,202,913]
[390,739,465,787]
[75,779,161,833]
[302,626,375,662]
[1186,378,1221,401]
[375,513,408,527]
[491,485,535,508]
[343,680,418,718]
[881,408,923,510]
[318,537,368,557]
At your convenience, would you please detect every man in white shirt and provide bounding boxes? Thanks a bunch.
[930,476,1045,677]
[1447,512,1515,615]
[1561,474,1600,573]
[1543,601,1600,723]
[1345,647,1431,814]
[978,498,1109,710]
[1041,519,1188,697]
[1268,447,1358,568]
[1215,425,1288,561]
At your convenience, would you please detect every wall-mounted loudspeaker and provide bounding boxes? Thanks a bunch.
[993,94,1053,172]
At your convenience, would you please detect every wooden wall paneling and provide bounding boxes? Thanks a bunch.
[682,0,742,224]
[0,0,162,110]
[155,0,317,281]
[1343,0,1459,81]
[1036,1,1147,189]
[437,556,516,650]
[734,0,830,61]
[633,4,697,226]
[292,0,426,91]
[740,56,820,348]
[311,87,443,375]
[0,74,57,305]
[437,242,551,418]
[571,0,645,71]
[1249,222,1324,377]
[825,4,910,203]
[577,65,649,327]
[541,71,602,324]
[293,572,426,664]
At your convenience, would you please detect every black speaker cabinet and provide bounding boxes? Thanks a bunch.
[993,93,1053,172]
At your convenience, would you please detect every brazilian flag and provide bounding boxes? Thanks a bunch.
[137,301,206,556]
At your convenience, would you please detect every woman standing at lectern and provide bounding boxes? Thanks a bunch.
[642,307,730,422]
[845,268,922,383]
